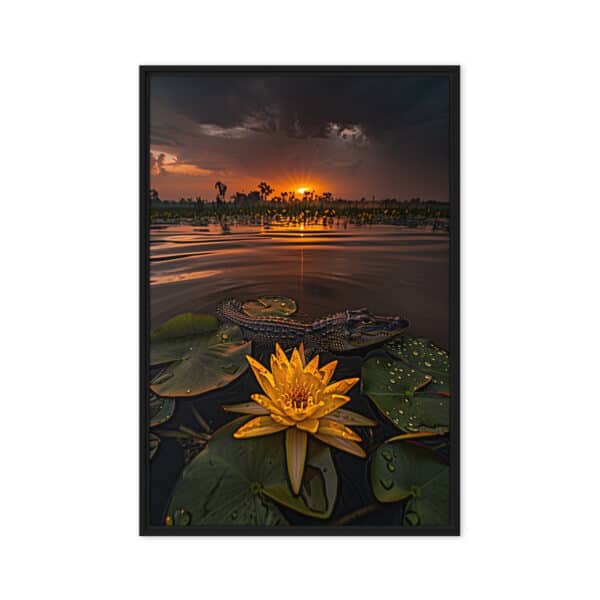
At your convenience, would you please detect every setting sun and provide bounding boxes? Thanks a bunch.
[296,187,309,194]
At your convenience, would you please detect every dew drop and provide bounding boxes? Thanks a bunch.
[404,511,420,526]
[381,448,393,461]
[173,508,191,526]
[380,478,394,490]
[386,463,396,472]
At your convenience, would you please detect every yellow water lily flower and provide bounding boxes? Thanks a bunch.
[224,343,376,494]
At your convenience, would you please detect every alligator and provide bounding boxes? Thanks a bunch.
[216,298,408,354]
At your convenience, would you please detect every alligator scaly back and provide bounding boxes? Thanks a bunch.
[215,298,408,354]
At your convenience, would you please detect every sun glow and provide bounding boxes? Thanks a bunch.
[296,187,309,195]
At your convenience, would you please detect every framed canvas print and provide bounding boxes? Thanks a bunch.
[140,66,459,535]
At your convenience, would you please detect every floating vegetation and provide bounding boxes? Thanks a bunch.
[165,417,338,525]
[242,296,298,317]
[150,314,251,397]
[385,336,450,392]
[225,343,375,494]
[150,313,220,365]
[148,317,453,527]
[370,440,449,526]
[149,393,175,427]
[361,336,451,433]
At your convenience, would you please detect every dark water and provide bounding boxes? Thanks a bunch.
[149,223,449,526]
[150,223,449,347]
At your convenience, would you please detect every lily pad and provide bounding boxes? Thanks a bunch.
[370,440,449,526]
[166,417,338,526]
[242,296,297,317]
[385,336,450,389]
[149,432,160,460]
[149,394,175,427]
[362,355,448,432]
[150,313,220,366]
[150,322,251,398]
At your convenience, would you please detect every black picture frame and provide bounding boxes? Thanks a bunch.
[140,65,460,536]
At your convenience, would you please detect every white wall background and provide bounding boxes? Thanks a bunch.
[1,1,599,598]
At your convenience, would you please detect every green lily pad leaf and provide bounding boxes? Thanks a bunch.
[150,323,251,398]
[370,440,449,526]
[149,394,175,427]
[242,296,297,317]
[166,418,337,526]
[385,336,450,386]
[403,469,449,526]
[362,355,448,432]
[390,392,449,434]
[150,313,220,366]
[149,432,160,460]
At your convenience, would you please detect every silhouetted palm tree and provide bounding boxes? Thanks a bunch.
[214,181,227,203]
[258,181,273,201]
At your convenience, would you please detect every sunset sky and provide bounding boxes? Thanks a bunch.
[150,73,449,202]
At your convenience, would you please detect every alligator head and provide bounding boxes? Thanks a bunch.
[338,308,409,350]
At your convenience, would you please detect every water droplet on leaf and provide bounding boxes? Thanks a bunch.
[405,511,420,526]
[173,508,191,526]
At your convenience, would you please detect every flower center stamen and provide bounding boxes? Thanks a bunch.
[283,384,314,414]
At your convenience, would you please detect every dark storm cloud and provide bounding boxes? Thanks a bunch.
[152,74,447,147]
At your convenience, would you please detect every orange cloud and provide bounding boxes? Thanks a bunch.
[163,163,213,176]
[150,149,213,177]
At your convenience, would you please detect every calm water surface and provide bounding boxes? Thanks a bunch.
[150,223,449,347]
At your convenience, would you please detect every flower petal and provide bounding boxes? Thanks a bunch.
[246,355,277,398]
[318,418,362,441]
[298,342,306,367]
[271,413,296,426]
[318,360,338,385]
[233,416,288,439]
[223,401,270,415]
[296,418,320,434]
[313,433,366,458]
[304,354,320,375]
[286,427,308,495]
[290,347,304,373]
[313,393,351,418]
[327,408,377,426]
[275,343,289,366]
[270,354,287,383]
[324,377,359,396]
[250,393,286,416]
